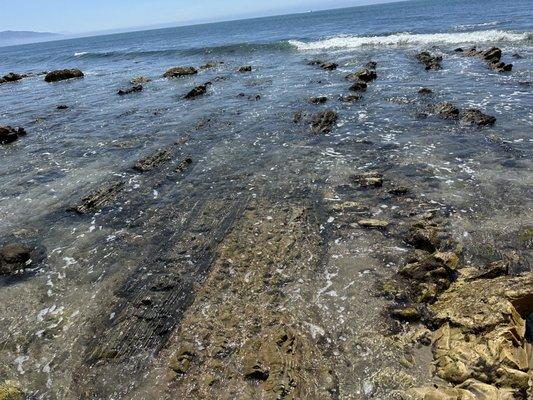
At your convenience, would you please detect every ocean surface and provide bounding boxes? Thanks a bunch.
[0,0,532,398]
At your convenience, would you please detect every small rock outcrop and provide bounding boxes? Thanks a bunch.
[238,66,252,73]
[0,72,25,84]
[461,47,513,72]
[349,80,368,92]
[436,102,461,120]
[69,181,125,214]
[460,109,496,126]
[130,76,151,85]
[117,85,143,96]
[184,84,209,99]
[310,110,338,133]
[44,69,84,82]
[346,68,377,83]
[417,51,442,70]
[0,243,32,275]
[0,125,26,145]
[308,60,338,71]
[163,66,198,78]
[309,96,328,105]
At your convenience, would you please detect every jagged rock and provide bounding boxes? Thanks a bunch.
[69,181,125,214]
[117,85,143,95]
[417,51,443,70]
[238,65,252,73]
[0,125,26,145]
[175,157,192,173]
[0,72,25,83]
[463,47,513,73]
[349,80,368,92]
[130,76,151,85]
[184,84,208,99]
[133,148,173,172]
[0,243,32,275]
[310,109,338,133]
[460,109,496,126]
[357,219,389,229]
[365,61,377,70]
[436,102,460,120]
[308,60,338,70]
[163,66,197,78]
[44,68,84,82]
[309,96,328,104]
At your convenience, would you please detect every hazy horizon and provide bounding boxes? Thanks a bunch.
[1,0,406,35]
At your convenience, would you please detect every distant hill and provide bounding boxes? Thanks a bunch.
[0,30,60,46]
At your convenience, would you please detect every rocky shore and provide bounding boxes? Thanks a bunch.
[0,41,531,400]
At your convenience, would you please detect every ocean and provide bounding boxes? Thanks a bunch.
[0,0,532,398]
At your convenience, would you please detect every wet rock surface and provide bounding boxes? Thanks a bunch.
[184,84,209,99]
[117,85,143,95]
[163,66,198,78]
[44,68,84,82]
[0,243,32,275]
[417,51,443,70]
[462,46,514,72]
[311,109,338,133]
[0,125,26,145]
[0,73,26,84]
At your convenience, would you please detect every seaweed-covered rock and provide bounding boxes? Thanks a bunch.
[0,125,26,145]
[460,109,496,126]
[310,109,338,133]
[44,68,84,82]
[418,88,433,95]
[163,66,198,78]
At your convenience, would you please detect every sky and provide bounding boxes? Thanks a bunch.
[0,0,403,34]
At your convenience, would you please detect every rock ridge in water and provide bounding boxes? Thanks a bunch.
[44,68,84,82]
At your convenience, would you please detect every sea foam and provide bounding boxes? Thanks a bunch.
[288,29,530,51]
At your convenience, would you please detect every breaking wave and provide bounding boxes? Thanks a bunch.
[288,30,531,51]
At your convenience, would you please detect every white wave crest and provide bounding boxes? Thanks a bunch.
[288,30,530,51]
[74,52,88,57]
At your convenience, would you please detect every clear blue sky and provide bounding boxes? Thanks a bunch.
[1,0,401,33]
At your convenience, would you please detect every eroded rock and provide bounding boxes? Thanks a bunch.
[133,148,173,172]
[68,181,125,214]
[310,109,338,133]
[417,51,443,70]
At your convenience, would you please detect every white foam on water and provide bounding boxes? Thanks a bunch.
[288,29,530,51]
[74,52,88,57]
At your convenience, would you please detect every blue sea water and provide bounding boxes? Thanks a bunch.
[0,1,532,397]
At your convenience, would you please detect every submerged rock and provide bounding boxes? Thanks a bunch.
[163,66,198,78]
[56,104,69,110]
[308,59,338,71]
[436,102,460,119]
[309,96,328,104]
[353,171,383,188]
[69,181,125,214]
[346,68,377,82]
[133,148,173,172]
[44,68,84,82]
[349,80,368,92]
[310,109,338,133]
[417,51,442,70]
[0,243,32,275]
[418,88,433,95]
[130,76,151,85]
[0,72,25,84]
[117,85,143,96]
[0,125,26,145]
[339,94,362,103]
[184,84,209,99]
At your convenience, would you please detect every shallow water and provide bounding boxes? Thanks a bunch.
[0,0,532,398]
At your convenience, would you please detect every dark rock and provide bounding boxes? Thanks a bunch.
[184,84,208,99]
[175,157,192,173]
[1,72,25,83]
[388,186,410,195]
[353,171,383,188]
[293,111,303,123]
[0,243,32,275]
[200,62,218,70]
[237,93,261,101]
[454,48,464,53]
[491,61,513,72]
[310,110,338,134]
[464,47,513,73]
[436,102,460,120]
[518,81,530,87]
[339,94,362,103]
[69,181,125,214]
[308,60,338,71]
[57,105,69,110]
[460,109,496,126]
[117,85,143,96]
[389,305,422,322]
[44,69,84,82]
[481,47,502,63]
[0,125,26,145]
[133,148,173,172]
[349,80,367,92]
[417,51,442,70]
[238,66,252,73]
[365,61,377,70]
[418,88,433,95]
[163,66,197,78]
[512,53,522,59]
[309,96,328,105]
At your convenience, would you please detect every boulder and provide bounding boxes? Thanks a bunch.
[346,68,377,82]
[436,102,460,119]
[1,72,25,83]
[418,88,433,95]
[44,68,84,82]
[117,85,143,96]
[482,47,502,63]
[460,109,496,126]
[417,51,442,70]
[310,110,338,133]
[163,66,198,78]
[0,125,26,145]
